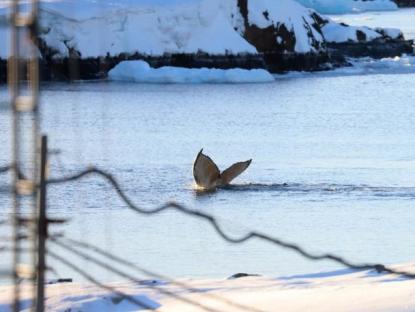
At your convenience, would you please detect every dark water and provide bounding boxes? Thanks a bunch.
[1,73,415,282]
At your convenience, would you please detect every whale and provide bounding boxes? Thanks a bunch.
[193,149,252,190]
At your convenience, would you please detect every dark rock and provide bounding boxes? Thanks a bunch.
[0,59,6,83]
[356,30,367,42]
[228,273,261,279]
[393,0,415,7]
[327,39,414,59]
[263,51,346,73]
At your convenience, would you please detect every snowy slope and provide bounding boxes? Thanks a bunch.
[294,0,398,14]
[239,0,326,53]
[37,0,257,58]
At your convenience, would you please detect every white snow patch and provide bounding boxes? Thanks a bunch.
[329,8,415,41]
[295,0,398,14]
[322,21,382,42]
[375,27,403,39]
[108,60,275,84]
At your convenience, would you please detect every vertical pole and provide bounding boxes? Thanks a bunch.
[35,136,47,312]
[9,0,20,311]
[9,0,40,311]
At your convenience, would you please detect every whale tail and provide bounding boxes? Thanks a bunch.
[220,159,252,185]
[193,149,251,189]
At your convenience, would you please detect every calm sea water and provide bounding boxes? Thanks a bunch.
[1,72,415,282]
[1,9,415,282]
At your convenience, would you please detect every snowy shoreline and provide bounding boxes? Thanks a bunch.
[0,0,413,83]
[1,262,414,311]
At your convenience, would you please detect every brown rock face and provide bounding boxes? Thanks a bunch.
[236,0,324,53]
[236,0,295,53]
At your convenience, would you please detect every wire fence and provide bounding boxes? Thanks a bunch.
[51,236,267,312]
[2,160,415,312]
[0,165,11,174]
[50,238,263,312]
[47,166,415,279]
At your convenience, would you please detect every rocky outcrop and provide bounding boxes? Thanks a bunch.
[234,0,326,54]
[37,52,267,81]
[231,0,412,72]
[327,39,414,58]
[316,14,414,60]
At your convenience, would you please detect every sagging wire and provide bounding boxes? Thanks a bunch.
[47,166,415,279]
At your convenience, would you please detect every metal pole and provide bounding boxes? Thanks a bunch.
[9,0,40,311]
[9,0,21,311]
[35,136,47,312]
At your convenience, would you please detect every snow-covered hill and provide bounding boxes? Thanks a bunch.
[0,0,412,80]
[0,0,406,60]
[36,0,256,58]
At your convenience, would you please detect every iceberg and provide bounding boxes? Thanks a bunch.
[107,60,275,84]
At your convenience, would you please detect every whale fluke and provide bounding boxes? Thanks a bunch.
[221,159,252,185]
[193,149,252,190]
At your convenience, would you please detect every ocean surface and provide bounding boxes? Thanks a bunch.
[1,11,415,283]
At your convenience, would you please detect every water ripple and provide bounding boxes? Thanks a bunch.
[221,183,415,199]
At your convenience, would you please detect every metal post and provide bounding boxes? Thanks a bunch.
[35,136,47,312]
[9,0,40,311]
[9,0,21,308]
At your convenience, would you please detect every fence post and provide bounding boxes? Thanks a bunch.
[35,135,47,312]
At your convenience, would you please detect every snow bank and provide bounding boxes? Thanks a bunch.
[108,60,275,84]
[295,0,398,14]
[0,262,414,312]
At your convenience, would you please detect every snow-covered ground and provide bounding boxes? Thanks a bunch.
[108,61,274,84]
[0,263,414,311]
[295,0,398,14]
